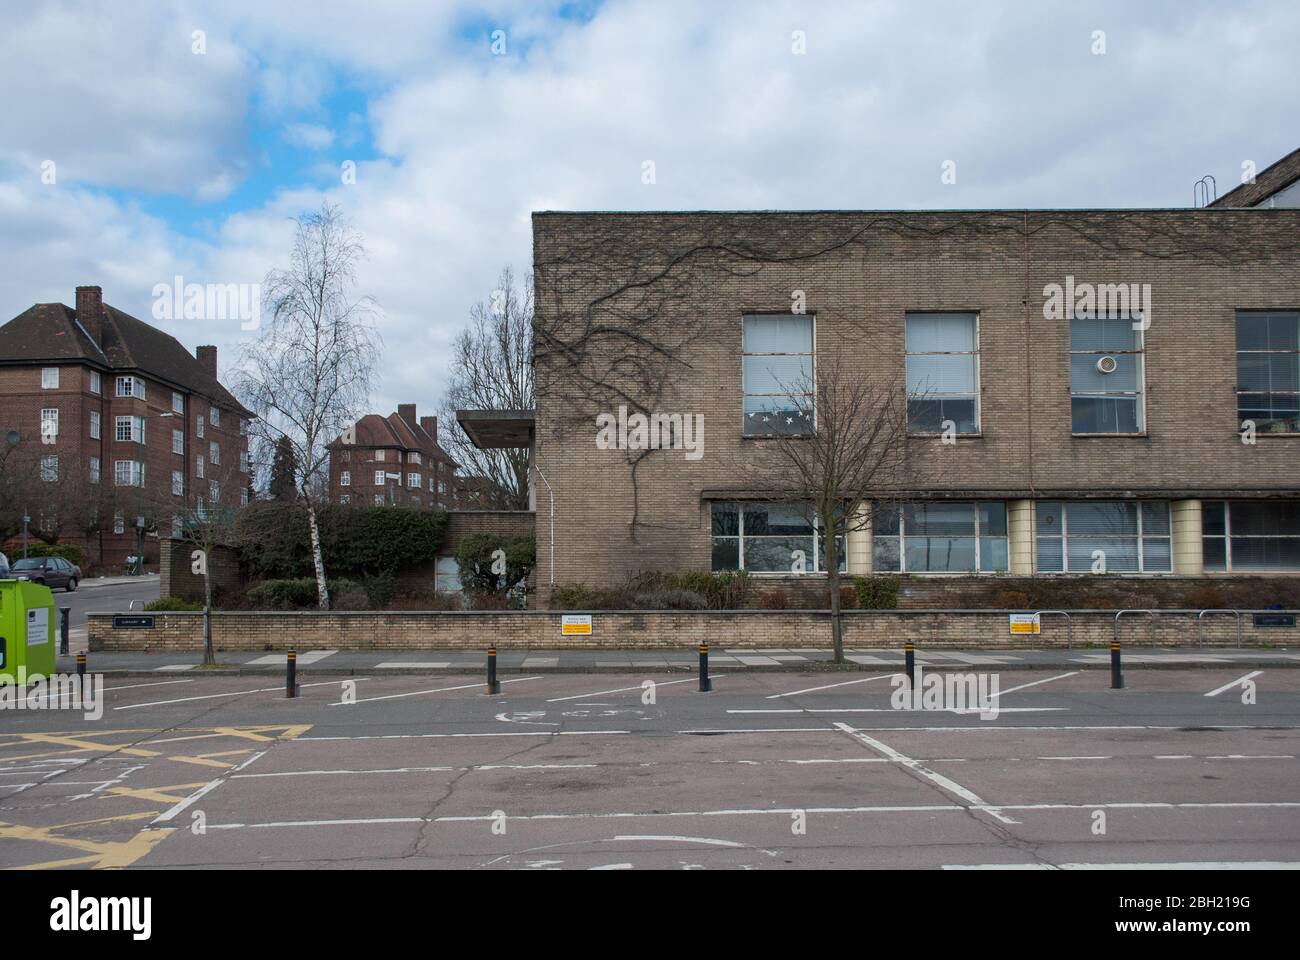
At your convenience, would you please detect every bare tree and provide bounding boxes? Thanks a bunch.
[234,203,380,609]
[437,267,534,509]
[744,357,915,663]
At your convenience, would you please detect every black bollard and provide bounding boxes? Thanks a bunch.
[59,608,69,656]
[486,645,500,694]
[76,652,86,679]
[698,642,711,692]
[286,649,297,698]
[1110,641,1123,690]
[904,641,916,687]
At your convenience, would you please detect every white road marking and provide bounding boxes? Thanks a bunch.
[115,678,365,710]
[202,801,1300,832]
[988,672,1079,699]
[298,730,630,741]
[233,763,597,779]
[153,665,197,672]
[944,861,1300,870]
[546,676,718,704]
[153,748,268,824]
[832,722,1018,825]
[1205,671,1263,698]
[729,707,1065,715]
[612,835,746,848]
[375,662,452,669]
[335,676,540,705]
[766,674,899,699]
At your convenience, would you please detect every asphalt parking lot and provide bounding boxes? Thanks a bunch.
[1,667,1296,870]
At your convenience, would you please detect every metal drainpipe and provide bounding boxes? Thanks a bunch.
[532,439,556,588]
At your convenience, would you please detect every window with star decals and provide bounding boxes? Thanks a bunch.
[742,313,814,436]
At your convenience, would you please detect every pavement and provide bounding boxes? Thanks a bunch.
[0,665,1296,870]
[64,644,1300,676]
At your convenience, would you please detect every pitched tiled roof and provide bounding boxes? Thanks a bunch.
[327,410,459,468]
[0,299,252,416]
[1210,146,1300,208]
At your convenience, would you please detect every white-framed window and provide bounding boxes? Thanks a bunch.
[40,455,58,481]
[172,429,184,455]
[115,375,145,399]
[1035,501,1170,573]
[408,451,421,465]
[375,449,386,461]
[407,473,421,489]
[41,367,59,389]
[240,487,249,506]
[41,407,59,440]
[114,511,125,535]
[114,460,145,487]
[171,514,183,538]
[89,457,100,484]
[340,470,351,487]
[172,391,184,414]
[906,312,980,434]
[873,502,1009,573]
[115,415,145,443]
[90,410,101,440]
[340,494,350,505]
[209,441,220,465]
[437,480,447,495]
[210,480,219,501]
[429,477,436,493]
[1203,501,1300,571]
[196,454,205,479]
[710,501,845,573]
[89,370,101,395]
[1236,311,1299,433]
[240,450,249,473]
[374,470,385,486]
[374,494,384,506]
[742,313,815,436]
[1070,316,1145,434]
[172,470,184,496]
[210,406,220,427]
[435,556,463,593]
[196,415,204,439]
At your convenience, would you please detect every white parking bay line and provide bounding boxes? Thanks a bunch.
[335,676,540,705]
[832,721,1018,825]
[944,861,1300,871]
[1205,671,1263,698]
[116,678,365,710]
[245,649,338,665]
[988,672,1079,699]
[546,676,722,704]
[153,665,197,672]
[104,679,195,692]
[767,674,900,699]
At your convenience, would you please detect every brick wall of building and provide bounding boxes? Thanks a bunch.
[87,607,1296,652]
[158,537,242,602]
[530,210,1300,603]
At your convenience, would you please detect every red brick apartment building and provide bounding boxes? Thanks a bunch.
[0,285,252,570]
[459,147,1300,606]
[326,404,459,510]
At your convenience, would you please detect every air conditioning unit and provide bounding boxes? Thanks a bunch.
[1096,355,1118,374]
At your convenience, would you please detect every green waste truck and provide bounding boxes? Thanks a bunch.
[0,579,57,681]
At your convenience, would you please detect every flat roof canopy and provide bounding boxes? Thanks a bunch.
[456,409,535,449]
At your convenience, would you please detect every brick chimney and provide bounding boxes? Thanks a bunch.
[420,416,438,442]
[75,285,103,348]
[196,345,217,378]
[397,404,417,430]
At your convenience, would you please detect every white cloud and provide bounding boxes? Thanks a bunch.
[282,123,336,150]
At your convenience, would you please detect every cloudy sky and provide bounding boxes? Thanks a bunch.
[2,0,1296,413]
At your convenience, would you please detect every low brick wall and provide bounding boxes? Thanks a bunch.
[87,608,1297,652]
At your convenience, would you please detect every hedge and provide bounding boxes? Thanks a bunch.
[18,543,85,565]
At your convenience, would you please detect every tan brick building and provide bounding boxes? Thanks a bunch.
[0,285,252,570]
[510,156,1300,605]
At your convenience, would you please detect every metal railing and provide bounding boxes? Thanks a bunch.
[1114,609,1158,647]
[1196,609,1243,648]
[1032,610,1073,650]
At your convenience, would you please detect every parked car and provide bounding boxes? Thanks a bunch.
[7,556,80,591]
